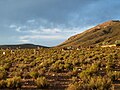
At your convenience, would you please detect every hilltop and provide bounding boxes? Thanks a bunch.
[0,44,48,49]
[58,20,120,47]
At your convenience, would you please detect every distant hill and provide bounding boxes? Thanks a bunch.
[58,20,120,47]
[0,44,48,49]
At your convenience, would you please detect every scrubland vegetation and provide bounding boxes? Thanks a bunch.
[0,46,120,89]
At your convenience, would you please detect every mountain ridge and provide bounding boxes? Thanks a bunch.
[0,44,48,49]
[58,20,120,47]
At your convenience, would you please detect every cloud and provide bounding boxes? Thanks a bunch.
[15,27,22,32]
[9,18,94,43]
[17,25,94,45]
[9,18,82,35]
[19,39,30,43]
[20,35,65,40]
[19,34,66,45]
[27,28,61,34]
[9,24,17,28]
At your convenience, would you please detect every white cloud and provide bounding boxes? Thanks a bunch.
[18,34,66,44]
[14,28,61,34]
[9,24,17,28]
[9,18,95,46]
[9,18,90,36]
[15,27,22,32]
[20,39,30,43]
[41,28,61,33]
[20,35,65,40]
[12,25,80,34]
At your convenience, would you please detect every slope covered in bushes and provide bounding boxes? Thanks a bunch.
[59,20,120,47]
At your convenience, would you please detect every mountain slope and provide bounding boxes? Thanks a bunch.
[0,44,48,49]
[58,20,120,47]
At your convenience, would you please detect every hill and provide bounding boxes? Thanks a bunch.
[0,44,48,49]
[58,20,120,47]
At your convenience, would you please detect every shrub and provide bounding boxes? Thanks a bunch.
[6,77,22,88]
[64,63,71,70]
[0,71,7,80]
[106,61,115,72]
[78,70,91,83]
[107,71,120,81]
[3,63,12,70]
[22,72,31,79]
[88,64,99,75]
[67,81,88,90]
[38,67,46,75]
[79,63,100,80]
[0,80,6,88]
[29,71,40,79]
[9,71,22,77]
[66,82,80,90]
[88,76,112,90]
[35,77,49,89]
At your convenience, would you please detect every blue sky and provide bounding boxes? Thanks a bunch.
[0,0,120,46]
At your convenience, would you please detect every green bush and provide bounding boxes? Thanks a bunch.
[88,76,112,90]
[29,71,40,79]
[107,71,120,81]
[0,71,7,80]
[106,61,115,72]
[0,80,6,88]
[67,82,81,90]
[35,77,49,89]
[79,63,100,79]
[78,70,91,83]
[3,63,12,70]
[6,77,22,88]
[67,76,112,90]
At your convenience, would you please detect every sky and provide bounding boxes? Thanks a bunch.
[0,0,120,46]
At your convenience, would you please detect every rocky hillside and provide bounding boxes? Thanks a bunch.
[58,20,120,47]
